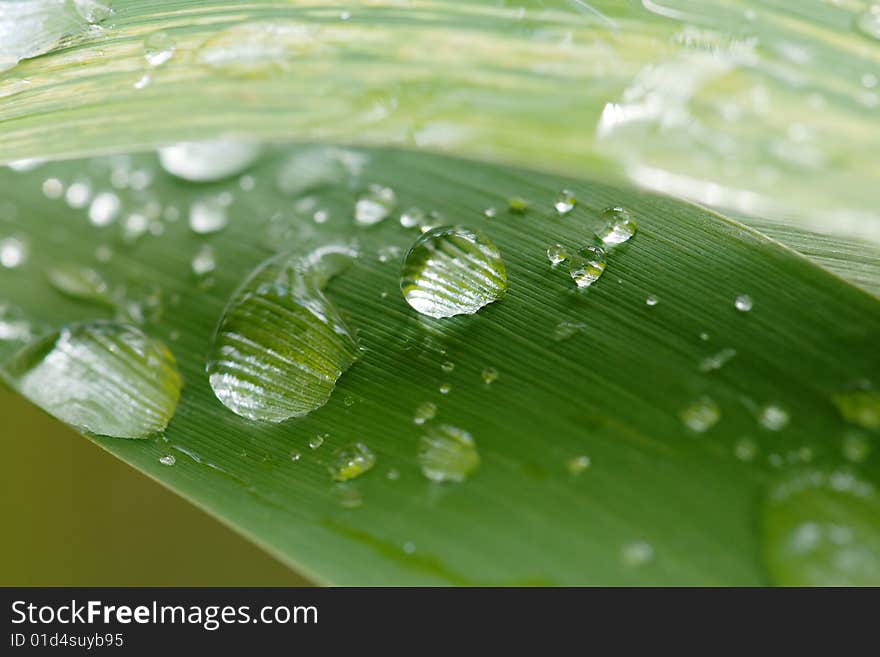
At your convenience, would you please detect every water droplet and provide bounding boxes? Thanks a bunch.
[554,189,576,215]
[507,197,529,214]
[276,146,365,197]
[4,321,181,438]
[144,30,176,67]
[596,207,637,246]
[160,140,261,183]
[699,331,710,341]
[761,469,880,585]
[65,179,92,209]
[680,396,720,432]
[699,347,736,372]
[403,541,416,554]
[0,302,34,343]
[439,383,451,395]
[566,455,591,475]
[758,404,790,431]
[481,367,498,385]
[568,245,606,288]
[418,424,480,483]
[400,226,507,319]
[189,195,229,234]
[355,184,396,227]
[645,294,659,307]
[197,21,321,77]
[832,389,880,430]
[386,468,400,480]
[856,6,880,40]
[620,541,654,568]
[842,433,870,463]
[88,191,121,226]
[336,484,363,508]
[159,455,176,466]
[7,157,46,172]
[191,245,216,277]
[329,442,376,482]
[400,207,425,229]
[290,450,302,462]
[552,321,586,342]
[46,263,112,305]
[734,437,758,461]
[42,177,64,199]
[483,207,497,219]
[734,294,753,312]
[0,236,28,269]
[440,361,455,373]
[207,247,360,422]
[414,401,437,425]
[309,433,327,450]
[546,243,568,265]
[122,213,149,242]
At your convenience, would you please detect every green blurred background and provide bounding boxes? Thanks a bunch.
[0,386,310,586]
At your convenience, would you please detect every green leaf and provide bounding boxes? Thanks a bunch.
[1,145,879,585]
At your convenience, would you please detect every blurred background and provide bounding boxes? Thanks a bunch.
[0,386,309,586]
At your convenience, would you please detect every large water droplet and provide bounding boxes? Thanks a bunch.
[159,140,261,183]
[546,243,568,266]
[207,246,360,422]
[832,389,880,430]
[418,424,480,483]
[197,21,321,77]
[596,207,637,246]
[329,442,376,482]
[3,321,181,438]
[400,226,507,319]
[568,245,606,288]
[46,263,112,306]
[762,469,880,585]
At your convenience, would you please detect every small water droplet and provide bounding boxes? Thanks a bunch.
[329,442,376,482]
[439,383,451,395]
[290,450,302,462]
[207,247,360,422]
[191,245,216,277]
[46,263,111,305]
[553,321,586,342]
[403,541,416,554]
[418,424,480,483]
[189,195,229,234]
[761,469,880,585]
[0,236,28,269]
[197,21,321,77]
[842,433,870,463]
[65,179,92,209]
[507,197,529,214]
[758,404,790,431]
[481,367,498,385]
[355,184,396,227]
[160,140,261,183]
[734,437,758,461]
[734,294,753,312]
[310,433,327,450]
[88,191,121,226]
[699,331,710,341]
[856,6,880,40]
[400,207,425,229]
[440,361,455,373]
[414,401,437,425]
[568,245,606,288]
[336,484,363,508]
[620,541,654,568]
[645,294,659,307]
[5,321,181,438]
[386,468,400,480]
[400,226,507,318]
[546,243,568,265]
[680,396,721,432]
[554,189,576,215]
[0,302,34,343]
[596,207,637,246]
[159,455,176,466]
[699,347,736,372]
[566,455,591,475]
[132,74,151,90]
[122,212,149,242]
[276,146,365,197]
[42,177,64,199]
[483,207,497,219]
[832,389,880,429]
[144,30,176,67]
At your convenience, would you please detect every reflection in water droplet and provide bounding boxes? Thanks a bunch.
[596,207,637,246]
[400,226,507,319]
[46,263,112,305]
[159,140,261,183]
[144,30,176,66]
[414,401,437,425]
[554,189,576,215]
[680,396,720,432]
[355,184,396,227]
[418,424,480,483]
[568,245,606,288]
[329,442,376,482]
[832,389,880,430]
[4,321,181,438]
[758,404,790,431]
[207,247,360,422]
[734,294,753,312]
[762,469,880,585]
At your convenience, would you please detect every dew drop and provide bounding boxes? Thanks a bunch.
[483,207,497,219]
[699,347,736,372]
[440,361,455,373]
[275,147,365,197]
[159,140,261,183]
[65,179,92,209]
[46,263,112,305]
[191,245,216,277]
[336,484,363,508]
[566,455,591,475]
[0,236,28,269]
[386,468,400,481]
[856,6,880,40]
[197,21,321,77]
[439,383,451,395]
[400,226,507,319]
[761,469,880,585]
[0,302,34,343]
[553,321,586,342]
[554,189,576,215]
[329,442,376,482]
[546,243,568,265]
[355,184,396,227]
[400,207,425,229]
[159,455,176,466]
[758,404,790,431]
[418,424,480,483]
[842,433,870,463]
[132,74,151,90]
[309,433,327,450]
[568,245,606,288]
[734,294,753,312]
[596,207,637,246]
[645,294,659,307]
[207,247,360,422]
[144,30,176,67]
[734,437,758,462]
[42,177,64,199]
[620,541,654,568]
[680,396,720,432]
[832,389,880,430]
[481,367,498,385]
[88,191,121,226]
[413,401,437,425]
[189,195,229,234]
[4,321,181,438]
